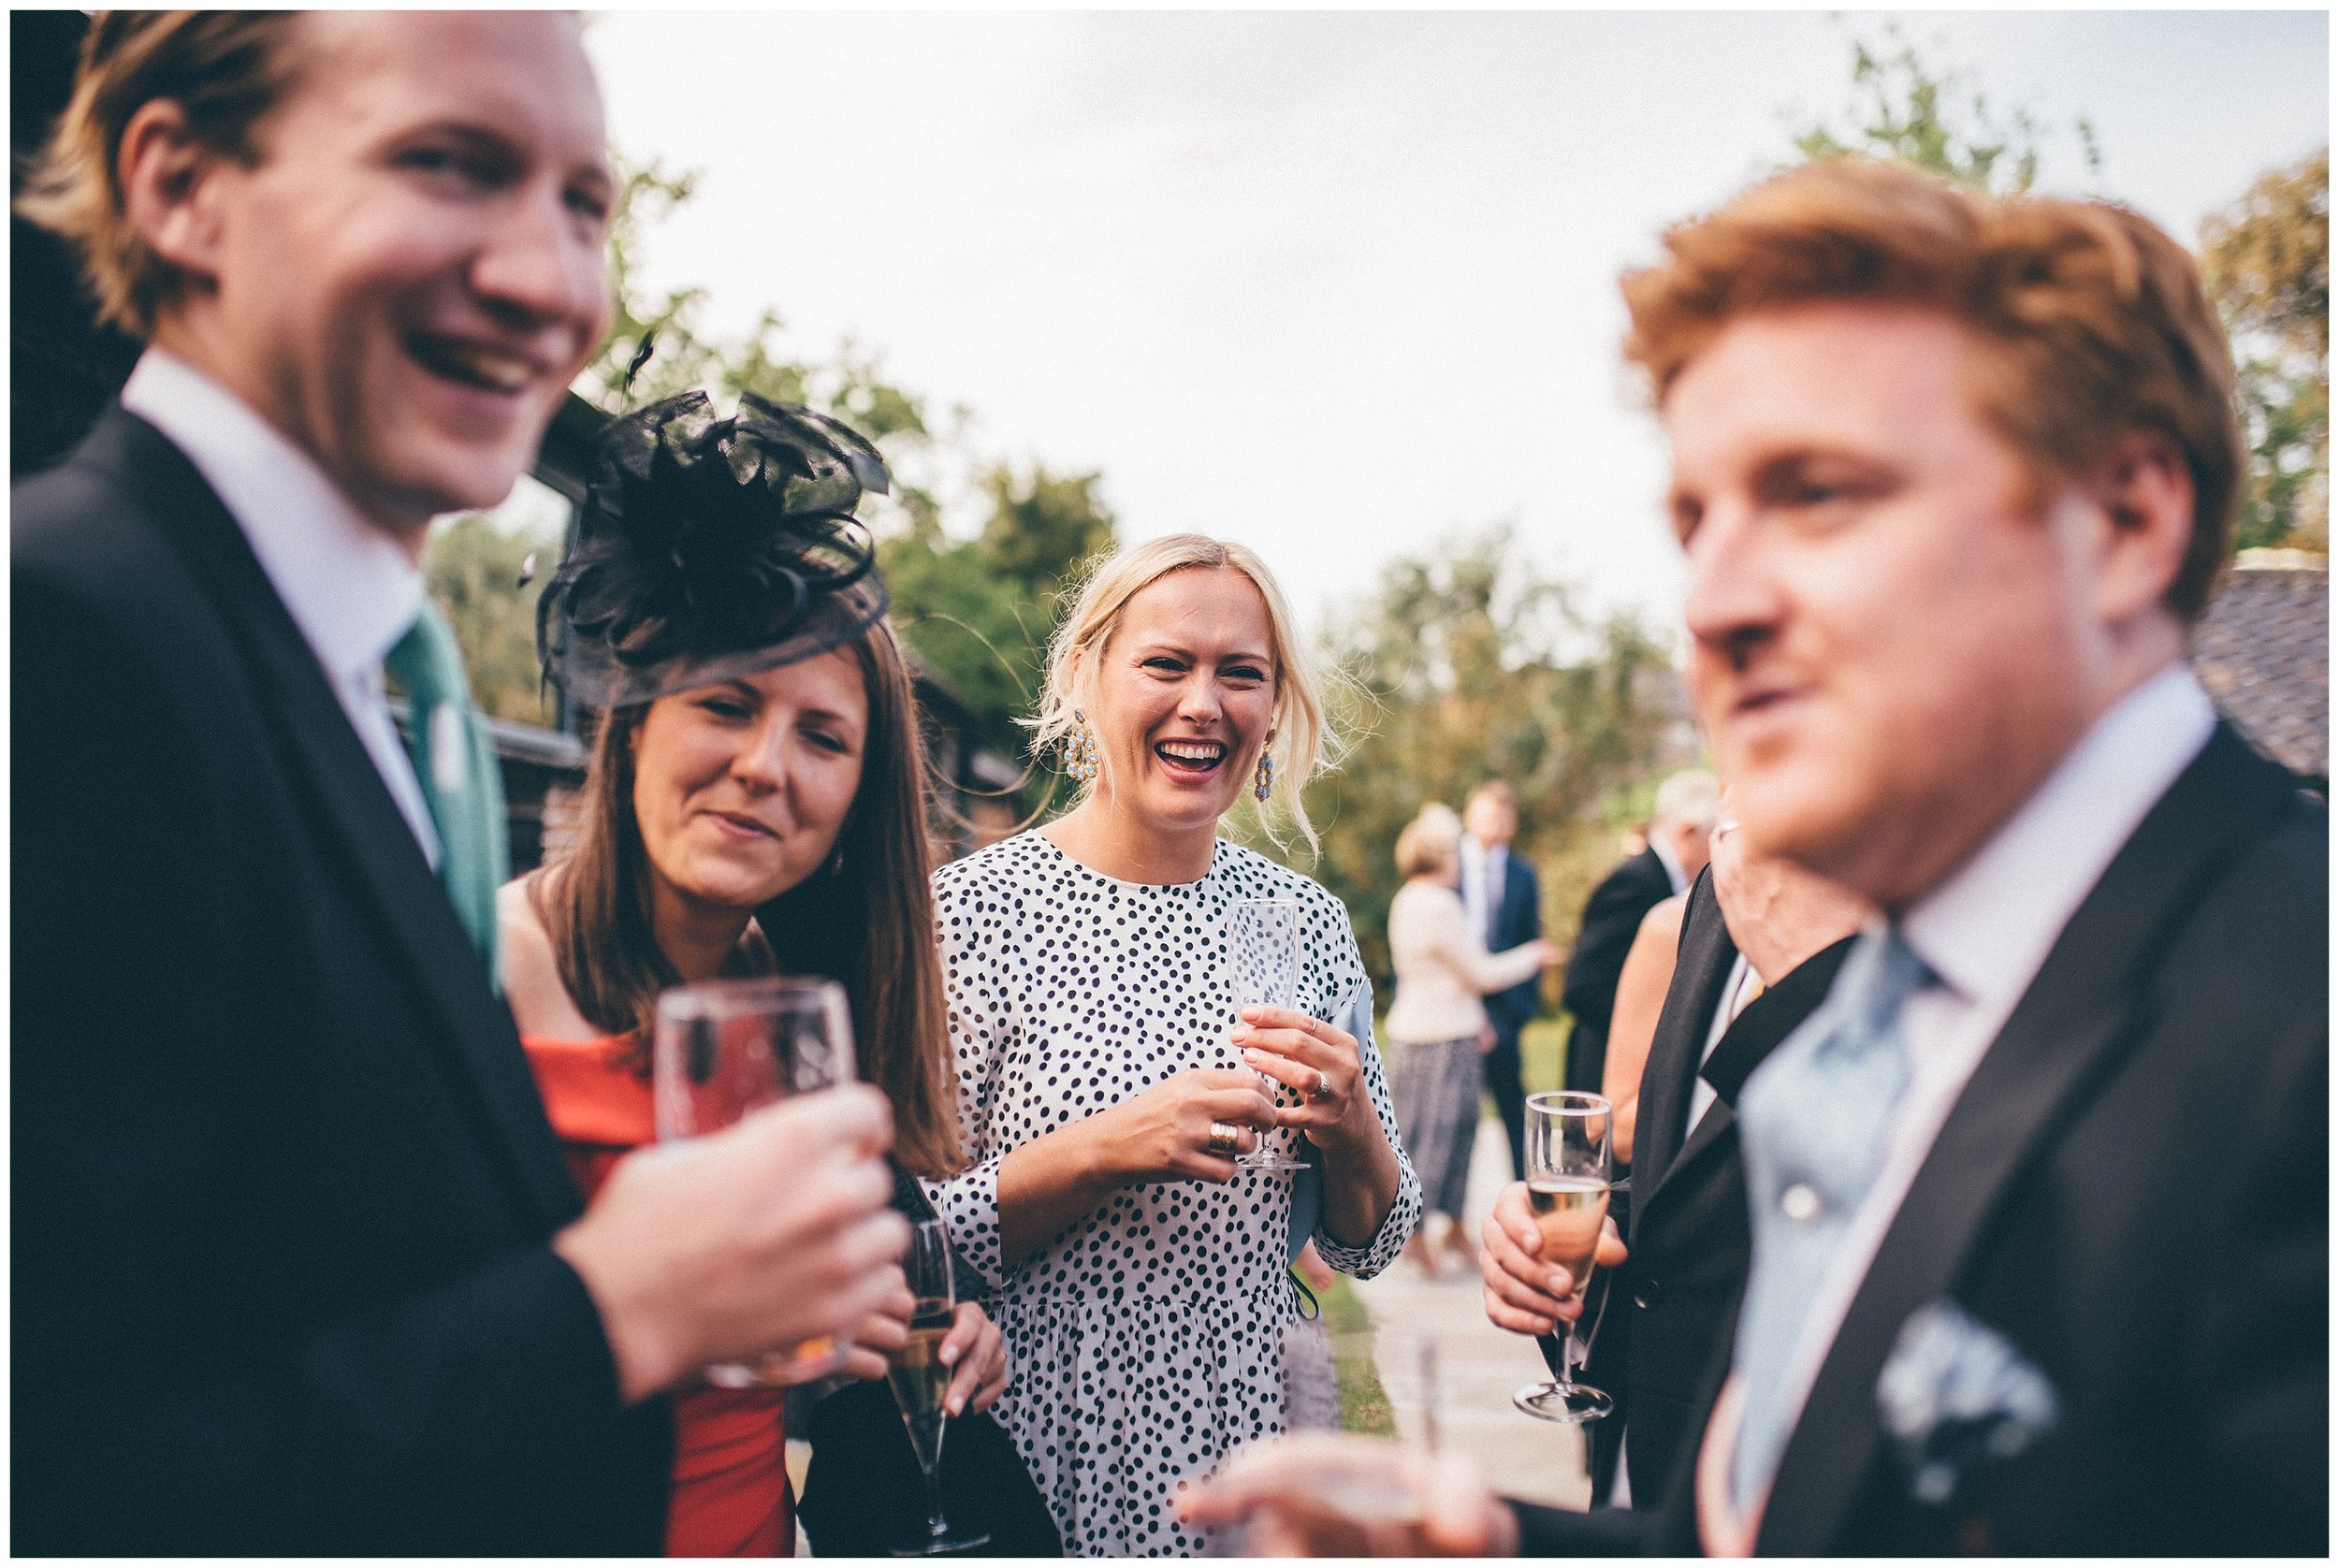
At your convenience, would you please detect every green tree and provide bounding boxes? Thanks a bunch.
[2201,150,2329,554]
[1278,529,1674,992]
[1787,24,2099,196]
[880,462,1119,775]
[422,512,557,726]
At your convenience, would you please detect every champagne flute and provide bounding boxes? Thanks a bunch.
[887,1219,989,1556]
[1512,1091,1615,1423]
[1227,896,1308,1171]
[652,974,857,1387]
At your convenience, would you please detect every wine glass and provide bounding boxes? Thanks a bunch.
[1512,1091,1616,1423]
[652,974,857,1387]
[887,1219,989,1556]
[1227,897,1308,1171]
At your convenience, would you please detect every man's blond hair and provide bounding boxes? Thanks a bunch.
[16,12,305,340]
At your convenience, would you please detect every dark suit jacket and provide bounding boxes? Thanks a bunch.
[1538,874,1851,1546]
[1565,726,2324,1559]
[1481,848,1544,1035]
[12,409,674,1553]
[1561,848,1676,1094]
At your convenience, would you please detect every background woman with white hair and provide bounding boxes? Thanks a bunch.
[922,534,1420,1555]
[1383,803,1559,1278]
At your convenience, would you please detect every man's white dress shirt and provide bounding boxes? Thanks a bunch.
[1649,832,1691,896]
[121,350,442,868]
[1460,835,1508,946]
[1715,662,2215,1532]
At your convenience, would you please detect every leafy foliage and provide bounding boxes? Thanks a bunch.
[1268,529,1677,993]
[879,462,1120,774]
[2201,150,2330,554]
[1786,24,2099,196]
[424,511,558,726]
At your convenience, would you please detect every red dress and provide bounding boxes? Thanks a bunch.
[523,1036,795,1558]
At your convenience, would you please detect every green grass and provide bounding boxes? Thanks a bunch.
[1315,1273,1396,1436]
[1519,1016,1571,1095]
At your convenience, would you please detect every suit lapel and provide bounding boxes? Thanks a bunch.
[1755,727,2298,1554]
[100,410,580,1227]
[1633,871,1736,1230]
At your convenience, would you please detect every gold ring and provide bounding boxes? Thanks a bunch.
[1308,1070,1334,1101]
[1206,1121,1242,1156]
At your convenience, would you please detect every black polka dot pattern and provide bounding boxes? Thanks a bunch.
[923,833,1421,1557]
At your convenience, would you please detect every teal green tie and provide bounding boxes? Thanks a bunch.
[385,599,507,993]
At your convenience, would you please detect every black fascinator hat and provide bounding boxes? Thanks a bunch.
[538,390,893,708]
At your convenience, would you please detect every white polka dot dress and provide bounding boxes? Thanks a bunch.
[924,833,1422,1557]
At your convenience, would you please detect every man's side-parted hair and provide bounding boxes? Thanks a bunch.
[1620,157,2245,623]
[16,11,305,340]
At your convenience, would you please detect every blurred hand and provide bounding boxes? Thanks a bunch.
[555,1084,910,1401]
[938,1301,1009,1416]
[833,1278,916,1386]
[1182,1433,1518,1556]
[1479,1181,1627,1337]
[1095,1067,1278,1184]
[1526,937,1563,968]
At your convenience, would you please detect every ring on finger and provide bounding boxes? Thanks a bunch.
[1307,1069,1333,1101]
[1206,1121,1242,1156]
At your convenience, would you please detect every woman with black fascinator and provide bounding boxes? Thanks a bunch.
[501,391,1055,1556]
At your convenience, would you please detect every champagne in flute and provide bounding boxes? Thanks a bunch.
[888,1221,988,1556]
[886,1296,957,1441]
[652,976,858,1386]
[1227,897,1308,1171]
[1513,1092,1616,1424]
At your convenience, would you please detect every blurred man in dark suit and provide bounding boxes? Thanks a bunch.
[1561,769,1717,1096]
[1188,156,2323,1558]
[1460,780,1543,1177]
[13,14,907,1553]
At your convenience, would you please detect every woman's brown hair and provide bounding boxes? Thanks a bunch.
[534,619,965,1179]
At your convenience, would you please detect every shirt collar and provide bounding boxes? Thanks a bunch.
[1899,662,2216,1013]
[121,348,423,684]
[1650,832,1689,894]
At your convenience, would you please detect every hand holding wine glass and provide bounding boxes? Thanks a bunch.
[1512,1091,1617,1422]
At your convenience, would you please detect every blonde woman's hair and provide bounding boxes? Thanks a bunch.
[1029,533,1339,857]
[1395,802,1463,879]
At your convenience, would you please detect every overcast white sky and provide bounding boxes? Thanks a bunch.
[583,8,2328,646]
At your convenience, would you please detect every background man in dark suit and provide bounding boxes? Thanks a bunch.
[1561,769,1716,1096]
[1187,157,2323,1557]
[1460,780,1543,1176]
[13,14,908,1552]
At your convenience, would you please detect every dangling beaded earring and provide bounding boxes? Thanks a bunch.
[1254,734,1276,803]
[1065,710,1101,785]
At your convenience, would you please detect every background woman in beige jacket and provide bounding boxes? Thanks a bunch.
[1383,805,1558,1277]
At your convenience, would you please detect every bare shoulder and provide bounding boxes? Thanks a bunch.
[1638,892,1688,944]
[496,873,600,1040]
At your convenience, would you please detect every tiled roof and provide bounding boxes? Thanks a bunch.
[2191,554,2329,782]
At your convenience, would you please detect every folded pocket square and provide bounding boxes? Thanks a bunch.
[1876,1298,2060,1505]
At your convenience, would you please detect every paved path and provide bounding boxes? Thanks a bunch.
[1350,1111,1595,1511]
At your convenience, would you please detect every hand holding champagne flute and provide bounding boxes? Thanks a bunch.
[1514,1091,1615,1422]
[887,1220,989,1555]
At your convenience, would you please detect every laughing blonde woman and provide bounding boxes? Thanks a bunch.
[922,535,1421,1555]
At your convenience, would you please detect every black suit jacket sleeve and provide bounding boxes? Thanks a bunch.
[1560,851,1670,1037]
[1507,1499,1652,1555]
[13,490,667,1553]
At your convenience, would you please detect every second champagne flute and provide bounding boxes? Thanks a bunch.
[652,974,858,1387]
[1512,1090,1615,1423]
[1226,896,1307,1171]
[887,1219,989,1556]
